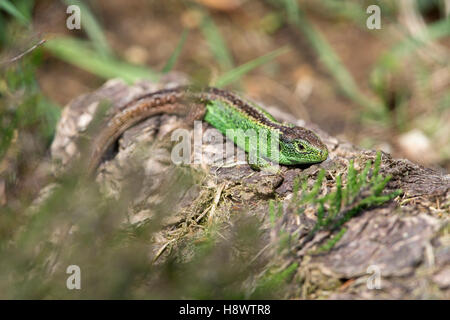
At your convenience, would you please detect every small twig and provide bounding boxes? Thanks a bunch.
[195,204,212,223]
[248,242,272,266]
[400,196,420,205]
[0,39,46,66]
[207,182,226,225]
[152,238,177,263]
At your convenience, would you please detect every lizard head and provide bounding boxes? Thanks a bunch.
[278,126,328,165]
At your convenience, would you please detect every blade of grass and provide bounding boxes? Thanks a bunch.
[0,0,30,25]
[0,111,17,161]
[44,37,159,83]
[214,46,290,87]
[279,0,382,113]
[315,0,367,26]
[11,0,34,21]
[37,96,61,140]
[0,15,6,45]
[62,0,113,57]
[315,0,396,28]
[372,18,450,77]
[161,29,188,73]
[199,10,234,70]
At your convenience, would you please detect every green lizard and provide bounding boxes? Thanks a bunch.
[87,86,328,175]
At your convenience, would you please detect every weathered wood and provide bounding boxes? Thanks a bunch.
[50,77,449,299]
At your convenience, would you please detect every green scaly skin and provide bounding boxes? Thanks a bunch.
[203,97,328,166]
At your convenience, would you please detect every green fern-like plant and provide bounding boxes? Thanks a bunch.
[291,151,402,252]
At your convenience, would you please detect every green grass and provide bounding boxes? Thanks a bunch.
[62,0,113,57]
[0,0,30,25]
[214,46,290,87]
[44,37,159,83]
[162,29,189,73]
[370,17,450,88]
[265,0,450,154]
[251,262,298,298]
[0,52,61,160]
[199,9,235,70]
[278,0,383,115]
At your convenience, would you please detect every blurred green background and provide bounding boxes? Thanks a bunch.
[0,0,448,299]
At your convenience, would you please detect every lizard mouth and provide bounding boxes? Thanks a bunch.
[320,148,329,161]
[295,147,328,164]
[283,150,328,165]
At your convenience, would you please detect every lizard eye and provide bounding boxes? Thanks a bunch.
[295,142,305,152]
